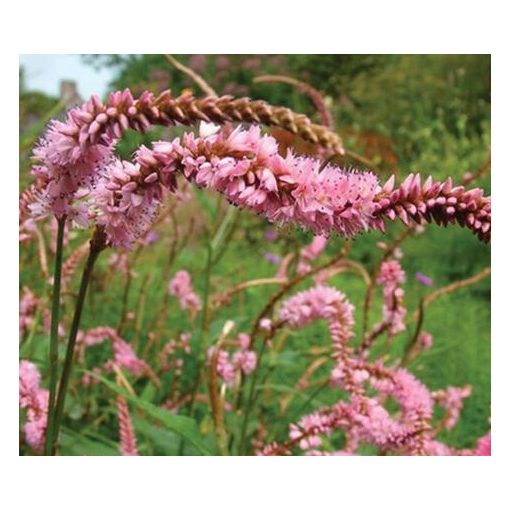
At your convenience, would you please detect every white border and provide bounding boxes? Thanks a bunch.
[4,1,508,508]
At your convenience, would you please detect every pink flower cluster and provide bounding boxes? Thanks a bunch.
[158,332,191,372]
[373,173,491,242]
[282,366,434,455]
[19,361,48,451]
[374,259,407,336]
[208,333,257,386]
[28,89,171,221]
[167,270,202,319]
[77,326,154,383]
[30,95,116,220]
[261,363,487,456]
[370,367,434,446]
[19,287,64,342]
[208,349,236,384]
[92,159,162,248]
[133,123,379,242]
[29,87,344,223]
[289,412,336,451]
[279,284,353,330]
[19,287,39,338]
[260,280,489,456]
[28,89,491,249]
[23,89,491,457]
[279,284,359,390]
[19,184,39,243]
[471,431,491,456]
[419,331,434,350]
[109,339,151,377]
[117,394,139,456]
[31,120,381,248]
[433,385,472,430]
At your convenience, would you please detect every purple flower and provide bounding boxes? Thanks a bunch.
[415,272,433,286]
[141,230,160,245]
[264,229,278,242]
[264,252,281,265]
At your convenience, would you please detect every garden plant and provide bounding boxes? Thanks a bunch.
[19,55,491,456]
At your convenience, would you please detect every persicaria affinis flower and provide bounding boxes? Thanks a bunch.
[19,361,49,452]
[374,259,407,336]
[167,270,202,319]
[433,385,472,430]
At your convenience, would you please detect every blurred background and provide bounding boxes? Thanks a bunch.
[19,55,490,454]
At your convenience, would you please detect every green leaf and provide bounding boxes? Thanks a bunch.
[133,416,200,456]
[139,381,158,402]
[97,375,214,455]
[60,427,119,456]
[210,205,238,259]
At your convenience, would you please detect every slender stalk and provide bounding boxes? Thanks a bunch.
[186,207,236,417]
[182,207,238,454]
[50,227,106,454]
[207,321,234,456]
[133,273,152,348]
[177,243,213,456]
[21,307,42,359]
[44,215,66,456]
[164,54,217,97]
[146,206,180,334]
[117,270,133,334]
[238,338,269,455]
[253,74,333,128]
[177,206,236,454]
[117,244,142,334]
[187,243,213,414]
[405,267,491,324]
[34,223,49,279]
[400,298,425,366]
[211,209,239,266]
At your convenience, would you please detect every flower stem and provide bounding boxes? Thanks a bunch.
[207,322,234,456]
[43,215,66,456]
[187,207,236,416]
[50,227,106,454]
[238,339,268,455]
[176,243,212,456]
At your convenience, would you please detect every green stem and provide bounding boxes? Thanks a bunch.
[188,243,212,415]
[238,338,269,455]
[177,208,235,455]
[44,215,66,456]
[50,228,106,454]
[197,244,213,359]
[210,206,238,265]
[177,243,213,456]
[401,297,425,366]
[188,211,234,414]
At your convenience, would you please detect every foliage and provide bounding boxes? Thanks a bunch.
[19,55,490,456]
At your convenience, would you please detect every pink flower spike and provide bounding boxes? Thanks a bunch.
[168,270,202,319]
[19,360,48,452]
